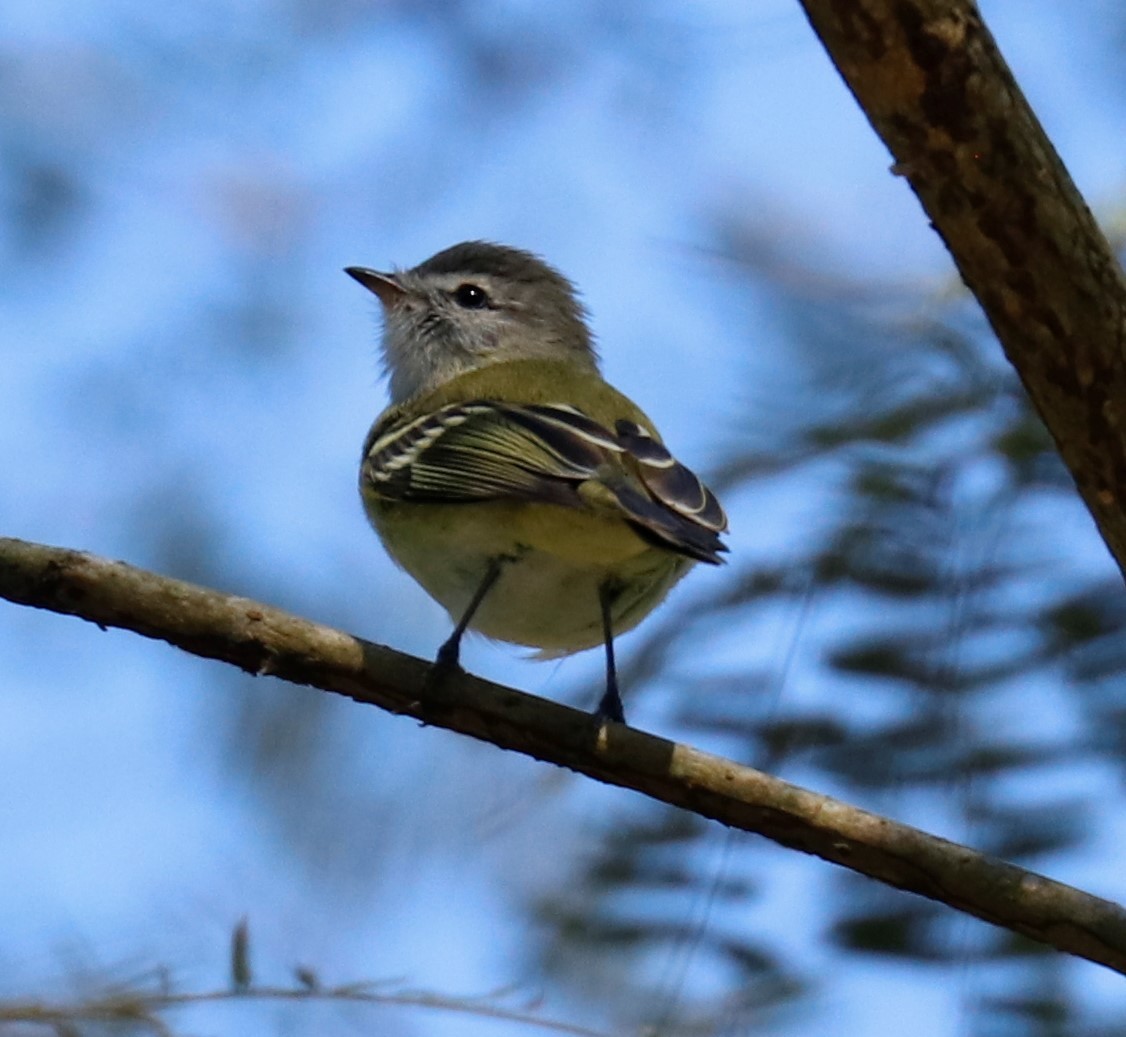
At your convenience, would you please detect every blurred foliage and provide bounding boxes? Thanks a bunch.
[531,225,1126,1033]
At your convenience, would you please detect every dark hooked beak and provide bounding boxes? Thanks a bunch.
[344,266,407,307]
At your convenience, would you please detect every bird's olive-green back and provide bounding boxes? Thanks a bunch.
[364,358,658,454]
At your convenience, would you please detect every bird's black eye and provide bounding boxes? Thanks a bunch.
[453,283,489,309]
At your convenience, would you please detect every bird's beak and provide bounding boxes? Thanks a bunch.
[344,266,407,307]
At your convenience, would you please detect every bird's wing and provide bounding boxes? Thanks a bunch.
[362,401,728,563]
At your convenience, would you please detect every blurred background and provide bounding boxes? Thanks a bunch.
[3,1,1126,1034]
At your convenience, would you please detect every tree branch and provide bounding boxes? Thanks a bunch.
[798,0,1126,578]
[2,535,1126,973]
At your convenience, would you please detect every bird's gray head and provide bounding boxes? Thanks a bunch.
[346,241,599,405]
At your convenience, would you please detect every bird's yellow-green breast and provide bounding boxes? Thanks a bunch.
[360,358,693,652]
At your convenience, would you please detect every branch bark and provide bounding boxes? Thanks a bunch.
[2,535,1126,973]
[798,0,1126,577]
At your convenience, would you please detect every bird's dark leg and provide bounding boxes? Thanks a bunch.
[435,557,506,670]
[595,581,626,724]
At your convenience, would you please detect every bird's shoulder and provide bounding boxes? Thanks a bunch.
[366,358,653,445]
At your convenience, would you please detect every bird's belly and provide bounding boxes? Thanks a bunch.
[368,499,693,653]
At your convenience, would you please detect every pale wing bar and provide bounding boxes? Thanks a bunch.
[363,401,728,563]
[364,402,613,504]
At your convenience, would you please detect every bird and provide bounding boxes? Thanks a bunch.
[346,241,727,723]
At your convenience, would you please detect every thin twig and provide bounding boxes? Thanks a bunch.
[0,981,614,1037]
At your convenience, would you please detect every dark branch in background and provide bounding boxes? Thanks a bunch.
[799,0,1126,578]
[3,535,1126,974]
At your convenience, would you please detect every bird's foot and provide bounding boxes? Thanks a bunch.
[594,687,626,725]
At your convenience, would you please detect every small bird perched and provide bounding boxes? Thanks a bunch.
[346,242,727,723]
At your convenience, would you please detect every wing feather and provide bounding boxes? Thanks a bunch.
[614,419,728,533]
[362,401,728,563]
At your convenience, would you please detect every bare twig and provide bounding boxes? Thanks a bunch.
[0,979,612,1037]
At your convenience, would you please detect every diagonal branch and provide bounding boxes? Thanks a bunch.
[798,0,1126,579]
[3,534,1126,973]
